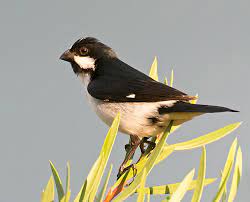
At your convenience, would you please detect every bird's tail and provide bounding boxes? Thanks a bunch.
[158,101,239,114]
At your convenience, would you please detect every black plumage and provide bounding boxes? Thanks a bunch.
[88,58,196,102]
[158,101,238,114]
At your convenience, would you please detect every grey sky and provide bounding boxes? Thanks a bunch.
[0,0,249,201]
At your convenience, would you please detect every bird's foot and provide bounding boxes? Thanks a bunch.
[138,137,156,161]
[117,164,137,180]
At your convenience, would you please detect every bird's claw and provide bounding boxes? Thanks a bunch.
[117,164,137,180]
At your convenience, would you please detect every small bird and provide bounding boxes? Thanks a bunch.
[60,37,238,178]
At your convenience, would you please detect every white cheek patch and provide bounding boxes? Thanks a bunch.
[126,94,136,98]
[74,56,96,70]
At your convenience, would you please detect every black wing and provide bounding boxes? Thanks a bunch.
[88,58,195,102]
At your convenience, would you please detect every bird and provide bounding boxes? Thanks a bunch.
[60,37,238,178]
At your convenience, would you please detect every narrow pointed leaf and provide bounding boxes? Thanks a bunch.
[164,77,168,85]
[137,169,147,202]
[213,162,233,202]
[169,122,241,151]
[228,147,243,202]
[169,169,195,202]
[75,153,103,202]
[49,161,64,202]
[66,162,70,194]
[63,162,71,202]
[96,164,113,202]
[149,57,158,81]
[113,122,173,202]
[219,138,237,188]
[41,176,54,202]
[136,178,216,195]
[147,192,150,202]
[170,70,174,87]
[191,147,206,202]
[88,113,120,201]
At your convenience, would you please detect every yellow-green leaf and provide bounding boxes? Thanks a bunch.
[170,69,174,87]
[63,162,71,202]
[155,145,174,164]
[213,162,233,202]
[88,113,120,201]
[113,122,173,202]
[191,147,206,202]
[96,164,113,202]
[49,161,64,202]
[169,169,195,202]
[219,138,237,188]
[169,122,241,151]
[228,147,243,202]
[149,57,158,81]
[137,169,147,202]
[41,176,54,202]
[136,178,216,195]
[75,113,120,202]
[164,77,168,85]
[147,191,150,202]
[75,153,104,202]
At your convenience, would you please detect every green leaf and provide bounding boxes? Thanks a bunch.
[169,122,241,151]
[96,164,113,202]
[75,153,104,202]
[75,113,120,202]
[228,146,243,202]
[149,57,158,81]
[63,162,71,202]
[191,147,206,202]
[170,69,174,87]
[213,162,233,202]
[155,145,174,164]
[147,192,150,202]
[219,138,237,188]
[49,161,64,202]
[164,77,168,85]
[137,169,147,202]
[41,176,54,202]
[88,113,120,201]
[113,121,173,202]
[66,162,70,194]
[136,178,216,195]
[213,139,237,202]
[168,169,195,202]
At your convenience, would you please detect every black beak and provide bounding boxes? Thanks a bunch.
[60,49,74,62]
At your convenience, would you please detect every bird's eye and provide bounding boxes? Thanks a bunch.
[79,47,88,56]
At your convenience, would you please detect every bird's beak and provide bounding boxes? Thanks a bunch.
[60,49,74,62]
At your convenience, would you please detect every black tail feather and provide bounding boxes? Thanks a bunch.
[158,101,239,114]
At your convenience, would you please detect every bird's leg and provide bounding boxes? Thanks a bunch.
[117,135,141,179]
[138,137,156,162]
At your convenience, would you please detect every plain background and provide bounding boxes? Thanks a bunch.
[0,0,249,201]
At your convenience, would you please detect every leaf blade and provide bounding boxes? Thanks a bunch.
[149,57,158,81]
[49,161,64,202]
[41,176,55,202]
[137,169,147,202]
[169,169,195,202]
[136,178,216,195]
[191,146,206,202]
[228,147,243,202]
[88,113,120,201]
[96,164,113,202]
[170,122,241,151]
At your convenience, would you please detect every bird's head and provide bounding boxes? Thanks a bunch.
[60,37,116,74]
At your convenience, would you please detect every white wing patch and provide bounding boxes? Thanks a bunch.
[74,56,95,70]
[126,94,136,98]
